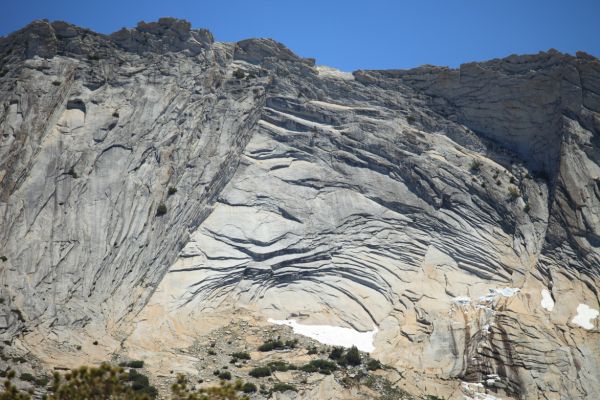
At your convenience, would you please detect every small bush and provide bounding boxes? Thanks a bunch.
[258,340,284,352]
[20,372,35,382]
[208,349,217,355]
[167,187,177,196]
[524,203,531,213]
[300,359,337,375]
[267,361,296,372]
[249,367,271,378]
[508,186,520,199]
[242,382,257,393]
[406,115,416,124]
[284,339,298,349]
[469,160,482,172]
[307,346,318,355]
[218,371,231,380]
[230,351,250,360]
[92,340,98,345]
[329,347,344,360]
[233,69,246,79]
[0,256,7,262]
[119,360,144,369]
[156,203,167,216]
[366,359,382,371]
[345,346,361,366]
[272,383,297,393]
[112,111,120,118]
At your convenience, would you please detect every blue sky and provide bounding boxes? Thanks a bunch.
[2,0,599,71]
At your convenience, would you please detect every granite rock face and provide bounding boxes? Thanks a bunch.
[1,19,600,400]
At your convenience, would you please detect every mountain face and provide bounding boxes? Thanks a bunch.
[1,18,600,400]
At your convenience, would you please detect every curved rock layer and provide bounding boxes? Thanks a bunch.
[1,19,599,400]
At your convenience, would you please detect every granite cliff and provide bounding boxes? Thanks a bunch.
[1,18,599,400]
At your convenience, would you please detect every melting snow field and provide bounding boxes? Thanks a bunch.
[268,319,378,352]
[571,304,599,329]
[540,289,555,312]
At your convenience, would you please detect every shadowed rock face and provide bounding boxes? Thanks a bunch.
[1,19,599,400]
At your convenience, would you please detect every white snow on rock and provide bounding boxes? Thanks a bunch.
[315,65,354,80]
[540,289,555,312]
[453,296,472,306]
[268,318,377,352]
[479,287,520,303]
[571,304,599,329]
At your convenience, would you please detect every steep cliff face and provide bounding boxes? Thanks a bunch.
[0,19,599,400]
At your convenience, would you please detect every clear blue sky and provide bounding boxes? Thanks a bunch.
[2,0,599,71]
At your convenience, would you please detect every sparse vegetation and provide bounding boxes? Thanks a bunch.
[248,366,271,378]
[299,359,338,375]
[168,187,177,196]
[0,256,6,262]
[508,185,521,199]
[366,358,382,371]
[345,346,361,366]
[156,203,167,216]
[271,383,297,393]
[119,360,144,369]
[19,373,35,382]
[524,203,531,213]
[469,160,482,172]
[233,69,246,79]
[217,371,231,381]
[242,382,256,393]
[230,352,250,360]
[257,339,285,352]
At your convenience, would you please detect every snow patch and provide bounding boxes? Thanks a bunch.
[571,304,599,330]
[479,287,520,303]
[316,65,354,80]
[540,289,555,312]
[267,318,377,352]
[453,296,472,306]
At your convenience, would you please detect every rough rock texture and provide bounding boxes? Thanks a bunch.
[1,19,600,400]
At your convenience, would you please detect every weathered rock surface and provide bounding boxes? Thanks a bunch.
[1,19,599,400]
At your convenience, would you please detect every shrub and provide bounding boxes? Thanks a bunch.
[307,346,318,355]
[0,256,6,262]
[300,359,337,375]
[366,359,382,371]
[233,69,245,79]
[272,383,297,393]
[156,203,167,216]
[508,186,520,199]
[328,347,344,360]
[267,361,296,372]
[258,340,284,352]
[524,203,531,213]
[218,371,231,380]
[230,352,250,360]
[19,372,35,382]
[248,367,271,378]
[406,115,416,124]
[284,339,298,349]
[167,187,177,196]
[242,382,257,393]
[469,160,482,172]
[208,349,216,355]
[345,346,361,366]
[119,360,144,369]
